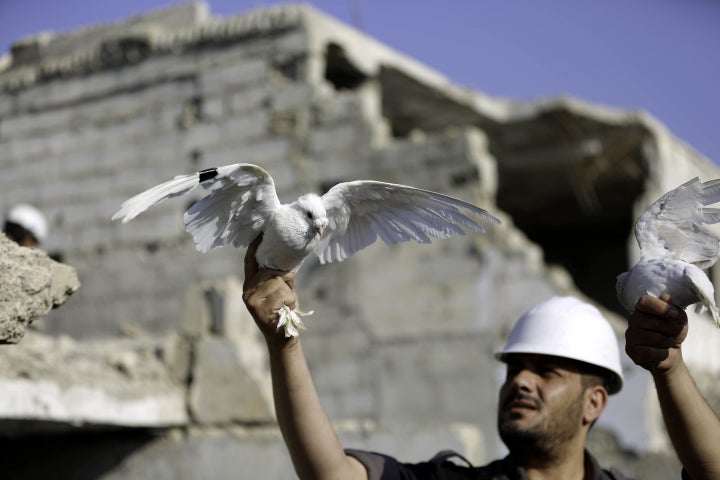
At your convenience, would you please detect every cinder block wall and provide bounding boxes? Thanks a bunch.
[0,2,554,456]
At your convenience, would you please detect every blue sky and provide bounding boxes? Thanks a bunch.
[1,0,719,164]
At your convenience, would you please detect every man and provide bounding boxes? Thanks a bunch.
[242,236,628,480]
[2,203,48,248]
[626,294,720,480]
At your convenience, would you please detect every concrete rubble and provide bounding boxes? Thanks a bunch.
[0,234,80,343]
[0,232,273,435]
[0,271,276,433]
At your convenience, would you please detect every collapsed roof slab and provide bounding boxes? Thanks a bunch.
[0,333,188,434]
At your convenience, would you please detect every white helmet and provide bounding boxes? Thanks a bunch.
[496,296,623,394]
[5,204,48,243]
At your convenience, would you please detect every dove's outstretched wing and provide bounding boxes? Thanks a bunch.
[316,181,500,264]
[113,163,281,252]
[635,177,720,268]
[112,169,208,223]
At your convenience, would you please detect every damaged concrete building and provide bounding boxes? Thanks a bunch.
[0,3,718,478]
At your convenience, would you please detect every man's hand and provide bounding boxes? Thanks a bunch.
[242,234,299,345]
[625,294,688,375]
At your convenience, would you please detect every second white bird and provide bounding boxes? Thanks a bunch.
[616,177,720,326]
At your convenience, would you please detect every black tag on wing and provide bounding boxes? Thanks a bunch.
[199,168,218,183]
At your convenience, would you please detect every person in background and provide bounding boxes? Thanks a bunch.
[2,203,48,248]
[242,234,631,480]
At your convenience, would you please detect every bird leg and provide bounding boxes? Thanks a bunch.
[276,305,313,337]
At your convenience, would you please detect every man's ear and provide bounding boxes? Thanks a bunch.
[583,385,608,426]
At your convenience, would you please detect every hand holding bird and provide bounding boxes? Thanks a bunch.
[242,234,306,340]
[113,163,500,337]
[625,294,688,373]
[616,177,720,326]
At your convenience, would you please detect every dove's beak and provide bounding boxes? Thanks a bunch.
[315,226,323,236]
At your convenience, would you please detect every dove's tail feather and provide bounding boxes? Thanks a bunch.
[112,172,201,223]
[693,294,720,328]
[702,304,720,328]
[709,304,720,328]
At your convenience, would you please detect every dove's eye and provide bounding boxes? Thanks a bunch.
[306,211,313,219]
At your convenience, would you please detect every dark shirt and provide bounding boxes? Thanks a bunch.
[346,449,631,480]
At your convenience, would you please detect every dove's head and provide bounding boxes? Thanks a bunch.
[294,194,329,239]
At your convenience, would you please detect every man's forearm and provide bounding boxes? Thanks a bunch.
[653,358,720,480]
[267,338,367,480]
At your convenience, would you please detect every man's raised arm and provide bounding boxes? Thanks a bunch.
[626,294,720,480]
[242,235,367,480]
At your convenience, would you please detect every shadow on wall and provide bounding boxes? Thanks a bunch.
[0,428,156,479]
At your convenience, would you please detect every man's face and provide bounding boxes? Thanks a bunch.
[17,234,38,248]
[497,354,587,454]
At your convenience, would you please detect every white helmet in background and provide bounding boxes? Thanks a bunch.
[496,296,623,394]
[5,203,48,243]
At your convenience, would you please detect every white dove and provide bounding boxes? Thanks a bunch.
[113,163,500,337]
[616,177,720,326]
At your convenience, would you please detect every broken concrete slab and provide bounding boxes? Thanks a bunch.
[0,234,80,343]
[0,332,188,433]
